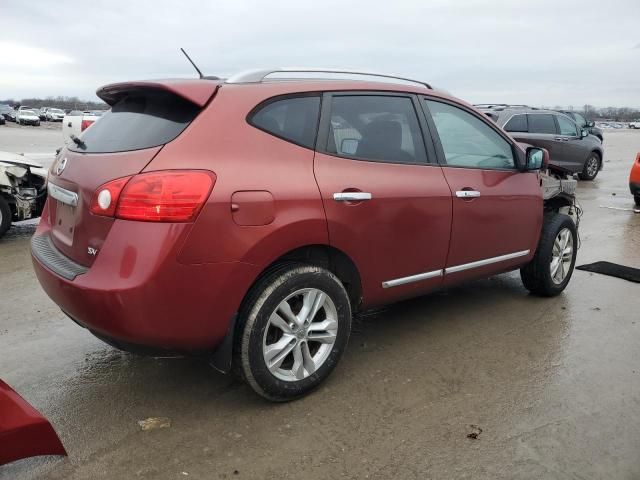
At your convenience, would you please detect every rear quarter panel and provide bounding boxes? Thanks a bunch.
[147,84,329,267]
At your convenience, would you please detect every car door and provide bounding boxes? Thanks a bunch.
[313,92,453,306]
[421,99,542,285]
[555,113,588,172]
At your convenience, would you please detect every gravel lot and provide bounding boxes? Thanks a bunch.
[1,127,639,479]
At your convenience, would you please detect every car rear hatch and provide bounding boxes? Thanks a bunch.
[45,80,219,267]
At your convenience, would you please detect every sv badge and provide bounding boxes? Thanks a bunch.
[88,247,98,256]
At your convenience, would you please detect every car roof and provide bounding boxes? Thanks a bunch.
[96,69,462,108]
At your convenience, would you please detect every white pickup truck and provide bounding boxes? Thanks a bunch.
[62,110,105,147]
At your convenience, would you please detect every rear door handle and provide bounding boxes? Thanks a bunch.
[455,190,481,198]
[333,192,372,202]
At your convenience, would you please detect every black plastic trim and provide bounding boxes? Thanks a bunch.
[31,233,88,281]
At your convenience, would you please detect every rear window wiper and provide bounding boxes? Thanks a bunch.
[70,134,86,149]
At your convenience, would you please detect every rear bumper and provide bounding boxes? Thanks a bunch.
[31,221,259,351]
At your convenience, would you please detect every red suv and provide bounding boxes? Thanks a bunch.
[32,69,579,401]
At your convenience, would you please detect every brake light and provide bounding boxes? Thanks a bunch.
[81,119,95,131]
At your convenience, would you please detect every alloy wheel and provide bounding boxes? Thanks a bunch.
[550,227,573,285]
[586,156,599,177]
[262,288,338,382]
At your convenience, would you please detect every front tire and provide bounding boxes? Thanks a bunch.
[578,153,600,180]
[235,263,352,401]
[0,196,12,239]
[521,213,577,297]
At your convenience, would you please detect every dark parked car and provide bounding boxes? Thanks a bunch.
[476,106,604,180]
[32,70,579,401]
[0,105,14,122]
[557,110,603,142]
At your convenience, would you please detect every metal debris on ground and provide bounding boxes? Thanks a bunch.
[137,417,171,431]
[466,425,483,439]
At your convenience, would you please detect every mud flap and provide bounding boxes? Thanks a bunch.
[0,379,66,465]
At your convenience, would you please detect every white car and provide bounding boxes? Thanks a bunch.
[46,108,65,122]
[16,109,40,126]
[0,151,48,239]
[629,120,640,129]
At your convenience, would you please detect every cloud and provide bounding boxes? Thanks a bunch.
[1,0,639,107]
[0,42,74,68]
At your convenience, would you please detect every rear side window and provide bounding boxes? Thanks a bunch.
[71,90,200,153]
[527,114,556,134]
[250,96,320,149]
[326,95,427,164]
[504,114,528,132]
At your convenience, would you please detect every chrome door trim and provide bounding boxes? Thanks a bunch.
[445,250,530,274]
[455,190,481,198]
[48,182,78,207]
[333,192,372,202]
[382,269,443,288]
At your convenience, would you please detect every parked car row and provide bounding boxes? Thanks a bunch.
[475,105,604,180]
[0,104,107,126]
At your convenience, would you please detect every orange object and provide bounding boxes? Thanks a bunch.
[630,153,640,206]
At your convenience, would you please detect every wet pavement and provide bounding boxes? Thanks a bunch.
[1,130,639,479]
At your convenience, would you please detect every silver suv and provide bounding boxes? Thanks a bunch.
[476,105,604,180]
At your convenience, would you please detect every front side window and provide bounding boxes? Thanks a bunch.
[504,114,528,132]
[250,95,320,149]
[425,100,515,169]
[326,95,427,164]
[572,112,587,127]
[527,114,557,134]
[557,115,578,136]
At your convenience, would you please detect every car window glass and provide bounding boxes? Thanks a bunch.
[504,114,528,132]
[425,100,515,169]
[527,114,556,134]
[572,112,586,127]
[557,115,578,136]
[326,95,427,164]
[250,96,320,149]
[69,90,200,153]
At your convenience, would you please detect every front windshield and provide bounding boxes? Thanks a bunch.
[50,109,63,114]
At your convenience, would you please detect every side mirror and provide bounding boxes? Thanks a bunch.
[526,147,548,170]
[581,129,589,138]
[587,121,595,128]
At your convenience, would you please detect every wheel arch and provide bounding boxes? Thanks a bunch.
[248,244,363,312]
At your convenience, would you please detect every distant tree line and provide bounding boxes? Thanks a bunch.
[544,104,640,122]
[0,96,108,111]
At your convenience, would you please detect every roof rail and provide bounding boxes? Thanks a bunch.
[225,68,432,89]
[474,104,536,110]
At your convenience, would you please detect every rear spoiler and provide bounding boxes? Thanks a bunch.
[97,79,220,107]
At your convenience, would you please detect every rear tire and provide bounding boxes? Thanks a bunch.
[521,213,577,297]
[578,153,600,180]
[235,263,351,402]
[0,196,12,239]
[634,195,640,207]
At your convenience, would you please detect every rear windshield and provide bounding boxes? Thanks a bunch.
[70,90,200,153]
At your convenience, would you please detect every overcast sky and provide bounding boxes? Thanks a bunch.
[1,0,639,107]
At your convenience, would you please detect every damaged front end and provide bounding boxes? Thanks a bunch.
[0,152,48,238]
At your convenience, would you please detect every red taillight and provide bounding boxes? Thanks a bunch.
[81,119,95,131]
[91,170,214,222]
[90,176,132,217]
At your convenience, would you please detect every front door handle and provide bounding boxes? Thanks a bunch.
[333,192,372,202]
[455,190,481,199]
